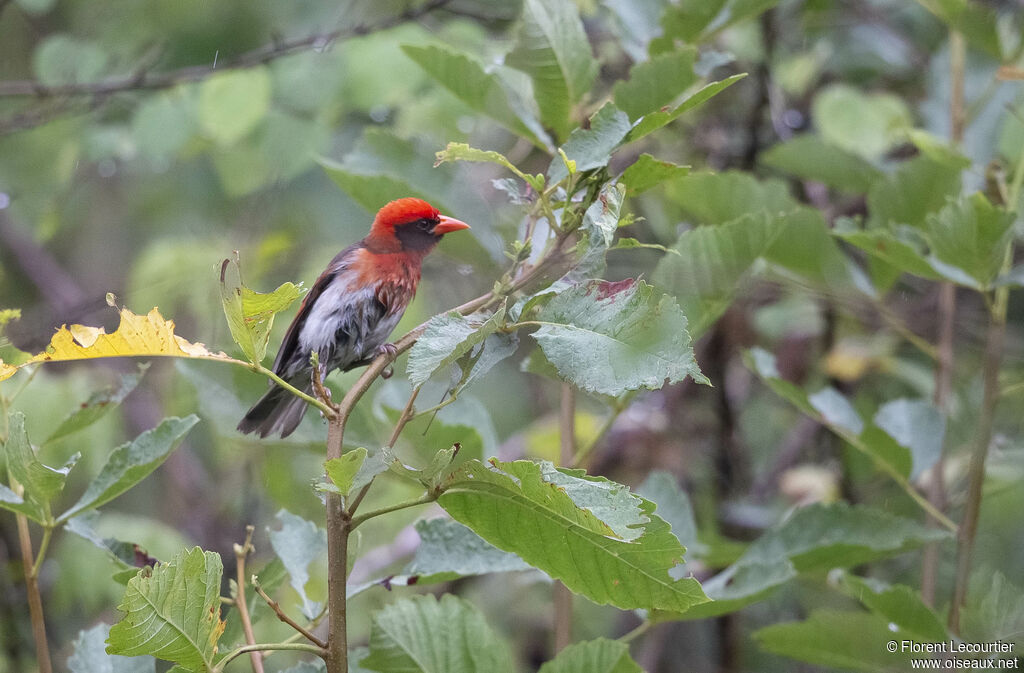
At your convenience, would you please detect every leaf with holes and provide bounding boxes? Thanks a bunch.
[531,279,707,396]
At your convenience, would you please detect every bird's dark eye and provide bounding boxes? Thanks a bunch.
[416,219,434,231]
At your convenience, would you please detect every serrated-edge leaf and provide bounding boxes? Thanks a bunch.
[625,73,747,143]
[2,412,66,521]
[60,416,199,522]
[537,638,641,673]
[548,103,632,184]
[407,309,505,386]
[613,48,698,122]
[439,459,709,613]
[361,594,513,673]
[46,363,149,445]
[533,279,708,395]
[70,622,156,673]
[324,448,367,497]
[506,0,599,139]
[220,255,305,364]
[106,547,224,671]
[268,509,327,620]
[401,44,552,150]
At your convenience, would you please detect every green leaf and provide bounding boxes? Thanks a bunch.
[812,84,913,160]
[665,171,795,224]
[924,193,1014,289]
[434,142,538,187]
[532,279,708,395]
[755,609,914,672]
[537,638,642,673]
[107,547,224,672]
[324,449,368,497]
[198,68,272,146]
[33,35,108,86]
[403,517,531,582]
[132,91,196,160]
[613,48,698,122]
[653,213,781,338]
[742,502,947,571]
[581,182,626,251]
[219,255,305,364]
[662,557,796,620]
[65,512,154,580]
[839,573,948,641]
[407,309,505,387]
[760,134,884,193]
[619,154,690,195]
[636,470,705,557]
[361,594,513,673]
[765,208,857,288]
[661,0,779,43]
[69,622,155,673]
[872,399,944,480]
[46,364,148,445]
[59,416,199,522]
[833,226,943,282]
[268,510,327,620]
[916,0,1003,59]
[808,387,863,435]
[548,103,632,184]
[401,45,552,149]
[961,571,1024,647]
[905,128,972,170]
[867,156,963,229]
[0,482,39,520]
[439,459,709,613]
[625,74,747,143]
[506,0,599,140]
[2,412,70,522]
[609,238,678,254]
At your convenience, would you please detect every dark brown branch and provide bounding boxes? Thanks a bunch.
[0,0,452,99]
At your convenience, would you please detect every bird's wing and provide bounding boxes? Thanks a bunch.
[271,243,362,376]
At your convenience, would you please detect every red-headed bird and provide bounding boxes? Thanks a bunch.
[238,198,470,438]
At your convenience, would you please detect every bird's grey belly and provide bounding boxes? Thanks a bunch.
[298,283,400,371]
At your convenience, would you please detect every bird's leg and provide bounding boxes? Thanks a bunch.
[378,342,398,379]
[311,362,334,411]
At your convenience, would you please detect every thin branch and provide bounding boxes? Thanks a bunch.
[253,579,327,649]
[214,643,326,672]
[0,0,454,99]
[923,29,965,607]
[349,492,438,530]
[233,526,264,673]
[553,384,575,653]
[16,512,52,673]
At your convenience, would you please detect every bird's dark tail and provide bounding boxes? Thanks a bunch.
[237,381,311,439]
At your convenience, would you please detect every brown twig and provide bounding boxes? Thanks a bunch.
[253,578,327,649]
[553,384,576,653]
[233,526,264,673]
[16,512,51,673]
[922,29,964,607]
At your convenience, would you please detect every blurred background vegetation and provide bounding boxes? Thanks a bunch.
[1,0,1023,671]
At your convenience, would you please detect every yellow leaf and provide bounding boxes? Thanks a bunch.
[0,306,244,382]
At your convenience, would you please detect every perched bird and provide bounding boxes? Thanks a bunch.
[238,198,470,438]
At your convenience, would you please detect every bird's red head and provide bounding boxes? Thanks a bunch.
[365,197,470,252]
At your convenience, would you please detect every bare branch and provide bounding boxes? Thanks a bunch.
[0,0,452,99]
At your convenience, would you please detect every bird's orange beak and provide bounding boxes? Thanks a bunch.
[434,215,471,235]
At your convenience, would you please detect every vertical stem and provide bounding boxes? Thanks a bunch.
[16,514,52,673]
[233,526,264,673]
[922,29,965,606]
[553,384,575,653]
[325,417,349,673]
[948,299,1005,633]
